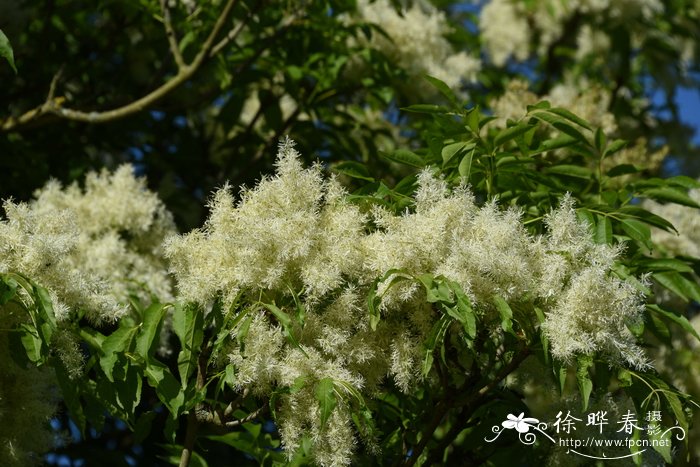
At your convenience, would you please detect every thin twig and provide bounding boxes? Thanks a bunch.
[0,0,239,131]
[160,0,186,70]
[46,66,64,103]
[210,0,263,58]
[225,404,268,427]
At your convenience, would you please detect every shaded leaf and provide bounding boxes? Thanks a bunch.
[0,29,17,73]
[647,304,700,343]
[315,378,338,428]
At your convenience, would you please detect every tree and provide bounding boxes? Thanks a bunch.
[1,0,700,465]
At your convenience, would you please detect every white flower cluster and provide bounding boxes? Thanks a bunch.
[0,165,175,323]
[166,139,648,465]
[480,0,665,66]
[33,166,176,306]
[351,0,481,96]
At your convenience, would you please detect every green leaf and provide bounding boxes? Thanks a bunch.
[603,139,627,157]
[665,175,700,190]
[532,111,589,143]
[637,258,693,273]
[133,411,157,445]
[646,306,671,344]
[653,272,700,303]
[158,444,209,467]
[367,269,413,331]
[0,275,17,304]
[640,187,700,208]
[595,214,612,244]
[0,29,17,73]
[526,100,551,112]
[367,277,381,331]
[647,304,700,343]
[100,325,137,382]
[544,164,593,179]
[607,164,640,177]
[135,303,168,360]
[19,323,43,363]
[530,134,579,155]
[492,295,514,335]
[546,107,593,131]
[173,304,204,386]
[79,327,106,352]
[452,283,476,340]
[617,206,677,233]
[422,315,450,376]
[441,141,472,165]
[178,30,197,53]
[576,355,594,411]
[423,75,459,107]
[495,154,535,168]
[620,218,652,250]
[381,148,425,168]
[458,149,474,180]
[315,378,337,428]
[644,373,689,434]
[648,421,673,463]
[466,108,480,133]
[417,274,453,304]
[401,104,448,114]
[145,362,185,416]
[494,122,535,147]
[286,65,304,81]
[334,161,374,182]
[261,302,307,357]
[594,127,607,154]
[554,361,567,394]
[34,284,57,330]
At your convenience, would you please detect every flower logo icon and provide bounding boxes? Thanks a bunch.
[502,413,540,433]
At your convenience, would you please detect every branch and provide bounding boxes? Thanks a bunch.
[197,402,268,427]
[457,348,530,409]
[403,348,530,467]
[160,0,186,70]
[179,335,209,467]
[225,405,268,427]
[0,0,239,131]
[210,0,264,58]
[179,411,199,467]
[403,397,454,467]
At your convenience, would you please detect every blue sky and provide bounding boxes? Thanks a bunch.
[675,87,700,144]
